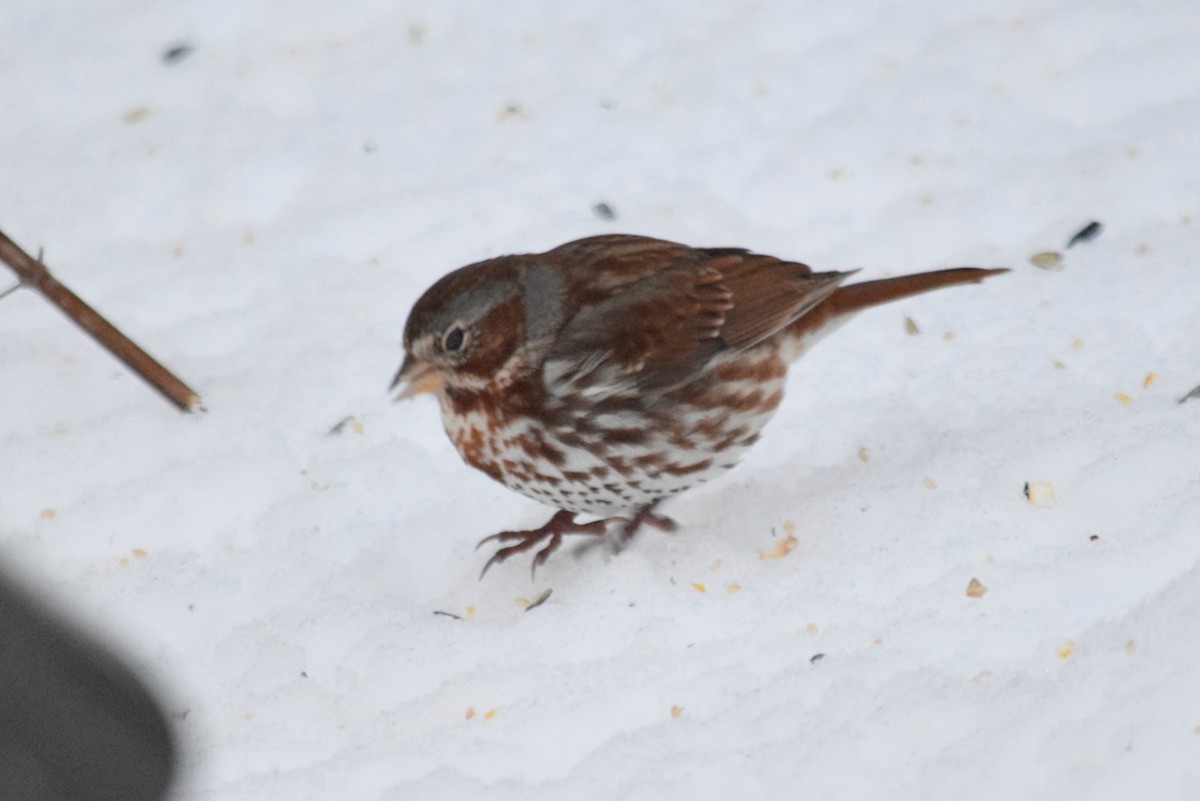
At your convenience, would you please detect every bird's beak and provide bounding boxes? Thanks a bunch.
[389,355,444,400]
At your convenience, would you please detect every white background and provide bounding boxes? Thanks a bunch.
[2,1,1199,798]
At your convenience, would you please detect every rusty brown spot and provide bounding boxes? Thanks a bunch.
[710,353,786,382]
[689,416,724,440]
[634,452,666,469]
[664,460,712,476]
[604,427,650,446]
[607,455,634,476]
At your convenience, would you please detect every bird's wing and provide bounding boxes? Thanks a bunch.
[541,236,850,398]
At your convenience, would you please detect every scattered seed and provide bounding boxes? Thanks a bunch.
[1142,372,1157,389]
[904,316,920,335]
[806,622,818,634]
[162,43,194,64]
[758,533,798,559]
[592,202,616,220]
[484,708,499,720]
[40,508,56,521]
[524,588,553,612]
[857,447,870,463]
[1066,221,1103,249]
[923,477,938,489]
[1030,251,1064,270]
[1056,640,1075,659]
[1178,384,1200,404]
[725,583,741,593]
[1089,534,1100,541]
[465,707,476,719]
[1115,392,1132,405]
[496,104,526,122]
[327,415,363,435]
[671,705,684,719]
[966,578,988,598]
[1025,480,1056,506]
[1124,640,1137,654]
[691,582,707,593]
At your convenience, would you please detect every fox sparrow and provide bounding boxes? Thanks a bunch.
[391,234,1007,577]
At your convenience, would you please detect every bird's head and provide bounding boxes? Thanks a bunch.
[391,256,554,400]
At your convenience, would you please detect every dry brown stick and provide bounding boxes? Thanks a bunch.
[0,229,202,413]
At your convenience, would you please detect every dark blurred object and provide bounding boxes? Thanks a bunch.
[0,569,175,801]
[162,43,194,65]
[1065,220,1103,248]
[591,202,616,221]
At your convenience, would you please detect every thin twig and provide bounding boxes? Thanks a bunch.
[0,229,202,412]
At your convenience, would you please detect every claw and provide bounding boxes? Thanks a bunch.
[529,532,564,579]
[475,503,678,578]
[618,503,678,542]
[476,510,606,579]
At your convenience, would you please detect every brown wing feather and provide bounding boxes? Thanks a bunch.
[707,254,851,350]
[541,236,854,395]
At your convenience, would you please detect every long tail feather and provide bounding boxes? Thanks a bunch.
[824,267,1009,317]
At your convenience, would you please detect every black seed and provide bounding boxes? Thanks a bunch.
[162,43,194,64]
[1066,221,1103,248]
[592,202,616,220]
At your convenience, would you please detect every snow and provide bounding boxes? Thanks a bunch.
[3,1,1200,799]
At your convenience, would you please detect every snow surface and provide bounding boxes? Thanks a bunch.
[3,1,1200,799]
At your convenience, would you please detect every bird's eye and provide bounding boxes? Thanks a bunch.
[442,326,466,352]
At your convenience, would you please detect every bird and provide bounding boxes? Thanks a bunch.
[391,234,1007,578]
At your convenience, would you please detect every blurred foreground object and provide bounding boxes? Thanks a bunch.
[0,229,202,412]
[0,568,175,801]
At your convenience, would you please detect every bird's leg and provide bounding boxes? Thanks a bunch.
[477,510,608,579]
[617,502,678,544]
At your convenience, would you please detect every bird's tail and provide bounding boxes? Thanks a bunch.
[779,266,1008,357]
[824,267,1009,317]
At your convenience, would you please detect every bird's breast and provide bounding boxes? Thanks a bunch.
[438,342,790,516]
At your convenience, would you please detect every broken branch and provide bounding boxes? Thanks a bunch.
[0,229,202,413]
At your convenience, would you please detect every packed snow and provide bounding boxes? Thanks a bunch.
[2,1,1199,799]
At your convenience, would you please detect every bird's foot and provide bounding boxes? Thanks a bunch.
[617,504,678,543]
[477,510,607,579]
